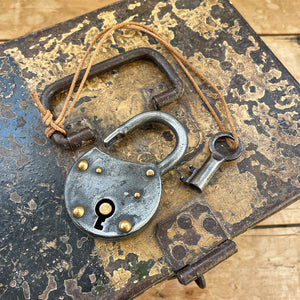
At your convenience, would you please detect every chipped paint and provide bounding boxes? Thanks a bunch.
[38,275,57,300]
[22,281,30,300]
[109,268,132,290]
[128,2,142,10]
[10,191,21,203]
[0,0,299,298]
[0,135,30,167]
[97,11,118,28]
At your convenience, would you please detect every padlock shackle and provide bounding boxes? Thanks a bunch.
[104,111,188,176]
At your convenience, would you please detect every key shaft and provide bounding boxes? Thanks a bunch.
[181,132,243,192]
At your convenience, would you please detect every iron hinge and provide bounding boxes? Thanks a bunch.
[176,239,237,288]
[156,202,238,288]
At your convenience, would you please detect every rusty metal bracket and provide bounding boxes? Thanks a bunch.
[177,240,237,287]
[156,202,237,288]
[41,47,184,149]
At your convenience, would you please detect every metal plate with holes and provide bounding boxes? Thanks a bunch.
[65,148,161,237]
[156,202,228,271]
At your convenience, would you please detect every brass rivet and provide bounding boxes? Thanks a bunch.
[134,192,141,199]
[99,202,112,215]
[77,160,88,171]
[95,167,102,174]
[118,219,132,233]
[146,169,155,177]
[72,205,85,218]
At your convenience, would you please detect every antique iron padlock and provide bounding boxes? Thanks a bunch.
[64,111,188,238]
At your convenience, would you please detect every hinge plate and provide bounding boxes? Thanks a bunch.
[156,202,228,271]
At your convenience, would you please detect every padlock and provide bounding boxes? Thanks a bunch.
[64,111,188,238]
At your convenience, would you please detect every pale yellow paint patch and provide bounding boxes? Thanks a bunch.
[128,2,141,10]
[205,170,263,224]
[109,269,132,291]
[97,11,117,27]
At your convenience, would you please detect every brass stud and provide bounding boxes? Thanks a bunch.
[95,167,102,174]
[72,205,85,218]
[118,219,132,233]
[99,202,113,215]
[146,169,155,177]
[134,192,141,199]
[77,160,88,171]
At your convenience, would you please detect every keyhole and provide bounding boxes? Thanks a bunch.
[94,199,115,230]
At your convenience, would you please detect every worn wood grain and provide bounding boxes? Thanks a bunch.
[0,0,119,40]
[138,227,300,299]
[258,201,300,226]
[0,0,299,39]
[231,0,300,35]
[261,35,300,82]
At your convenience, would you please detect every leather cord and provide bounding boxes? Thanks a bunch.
[31,21,239,148]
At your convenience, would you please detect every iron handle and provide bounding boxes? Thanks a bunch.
[41,47,184,149]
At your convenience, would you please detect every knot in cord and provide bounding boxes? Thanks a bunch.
[31,91,66,138]
[41,110,66,137]
[41,110,53,126]
[31,22,239,149]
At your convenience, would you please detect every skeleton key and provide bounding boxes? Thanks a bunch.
[181,132,243,192]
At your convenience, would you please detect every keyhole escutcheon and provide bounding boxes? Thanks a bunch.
[94,199,115,230]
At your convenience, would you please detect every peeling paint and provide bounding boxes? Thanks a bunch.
[0,135,30,168]
[0,0,299,299]
[38,275,57,300]
[10,191,21,203]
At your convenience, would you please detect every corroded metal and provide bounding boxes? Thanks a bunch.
[177,240,237,285]
[0,0,299,299]
[104,111,188,176]
[64,111,188,237]
[181,132,244,192]
[42,47,184,149]
[156,202,228,270]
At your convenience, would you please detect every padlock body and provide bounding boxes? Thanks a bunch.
[65,148,162,237]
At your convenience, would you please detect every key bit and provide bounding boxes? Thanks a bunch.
[181,132,243,192]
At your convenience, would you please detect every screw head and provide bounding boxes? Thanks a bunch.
[99,202,112,215]
[95,167,102,174]
[77,160,88,171]
[118,219,132,233]
[72,205,85,218]
[134,192,141,199]
[146,169,155,177]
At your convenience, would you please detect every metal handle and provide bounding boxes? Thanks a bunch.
[104,111,188,176]
[41,48,184,149]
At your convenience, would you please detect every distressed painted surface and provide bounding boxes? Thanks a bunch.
[156,203,228,271]
[0,0,299,299]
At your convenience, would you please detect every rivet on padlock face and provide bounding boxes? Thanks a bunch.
[64,111,188,238]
